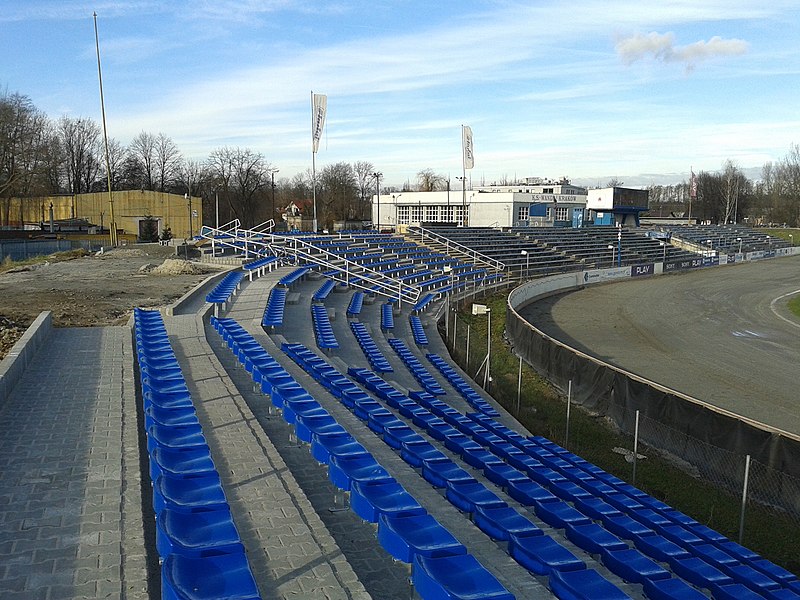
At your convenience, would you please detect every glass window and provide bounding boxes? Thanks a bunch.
[397,205,410,224]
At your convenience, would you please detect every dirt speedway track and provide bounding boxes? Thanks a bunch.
[519,256,800,437]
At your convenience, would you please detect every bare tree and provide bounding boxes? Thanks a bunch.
[417,168,446,192]
[57,115,102,194]
[606,178,624,188]
[319,162,358,227]
[154,132,183,192]
[721,159,740,224]
[206,147,271,228]
[128,131,156,190]
[353,160,375,220]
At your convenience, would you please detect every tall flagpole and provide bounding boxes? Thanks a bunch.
[461,125,467,227]
[93,12,117,247]
[311,91,318,233]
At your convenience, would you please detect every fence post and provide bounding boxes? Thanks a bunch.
[465,324,470,369]
[516,355,523,415]
[565,380,572,448]
[632,410,640,486]
[739,454,751,545]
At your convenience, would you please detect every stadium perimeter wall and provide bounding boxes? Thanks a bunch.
[505,256,800,515]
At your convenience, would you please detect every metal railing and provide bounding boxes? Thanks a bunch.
[409,226,507,272]
[198,225,422,307]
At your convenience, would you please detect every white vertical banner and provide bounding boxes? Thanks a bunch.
[462,125,474,170]
[311,93,327,153]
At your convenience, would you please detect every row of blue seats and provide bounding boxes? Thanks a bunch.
[210,316,514,600]
[261,287,287,328]
[242,255,278,272]
[347,350,800,600]
[134,309,260,600]
[286,343,631,599]
[349,321,393,373]
[346,291,365,317]
[278,266,310,286]
[410,315,428,346]
[206,270,245,304]
[380,303,394,330]
[458,413,800,599]
[311,304,338,349]
[313,279,336,301]
[387,338,446,396]
[279,341,517,600]
[413,292,436,313]
[348,368,627,598]
[427,353,500,416]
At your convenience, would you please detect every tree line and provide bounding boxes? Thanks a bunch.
[0,89,384,230]
[638,152,800,227]
[3,88,798,229]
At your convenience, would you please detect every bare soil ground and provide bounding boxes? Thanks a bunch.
[0,245,226,359]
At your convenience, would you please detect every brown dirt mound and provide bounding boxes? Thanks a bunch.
[150,259,213,275]
[0,315,25,360]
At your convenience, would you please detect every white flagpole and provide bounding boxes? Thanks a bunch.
[311,91,318,233]
[461,125,467,227]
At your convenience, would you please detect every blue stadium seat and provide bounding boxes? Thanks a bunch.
[548,568,631,600]
[161,552,260,600]
[349,480,426,523]
[377,513,466,564]
[508,533,586,576]
[412,553,514,600]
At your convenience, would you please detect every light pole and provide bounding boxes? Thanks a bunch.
[212,188,219,256]
[707,239,713,256]
[372,172,382,231]
[660,241,666,263]
[185,192,191,259]
[608,244,614,267]
[456,176,466,226]
[271,169,279,226]
[737,237,742,254]
[521,249,529,280]
[790,234,794,246]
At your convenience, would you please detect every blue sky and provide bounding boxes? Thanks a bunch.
[2,0,798,188]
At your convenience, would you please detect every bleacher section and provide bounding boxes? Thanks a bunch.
[174,223,800,598]
[134,309,259,600]
[656,224,790,254]
[409,225,700,277]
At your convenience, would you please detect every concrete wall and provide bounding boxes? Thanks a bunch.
[0,311,53,407]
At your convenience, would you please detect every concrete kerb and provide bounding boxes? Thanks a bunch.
[0,310,52,406]
[165,267,236,316]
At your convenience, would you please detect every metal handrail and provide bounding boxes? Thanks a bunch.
[412,226,506,272]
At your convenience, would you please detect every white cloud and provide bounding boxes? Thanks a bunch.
[616,32,749,71]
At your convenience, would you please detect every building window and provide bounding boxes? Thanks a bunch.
[555,206,569,221]
[397,205,409,224]
[543,187,554,194]
[425,205,439,222]
[411,204,423,223]
[441,205,454,223]
[517,205,529,222]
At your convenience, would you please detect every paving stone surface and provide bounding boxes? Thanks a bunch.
[0,326,148,600]
[165,308,373,599]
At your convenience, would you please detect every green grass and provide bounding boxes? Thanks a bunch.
[445,292,800,575]
[789,296,800,319]
[0,248,89,274]
[763,228,800,245]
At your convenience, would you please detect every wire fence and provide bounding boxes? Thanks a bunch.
[442,306,800,542]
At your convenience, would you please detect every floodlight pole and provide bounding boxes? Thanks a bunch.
[93,12,117,247]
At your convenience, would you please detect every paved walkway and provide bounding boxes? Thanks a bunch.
[0,327,148,600]
[165,311,372,599]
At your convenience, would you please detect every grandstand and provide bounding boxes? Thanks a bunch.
[2,222,798,599]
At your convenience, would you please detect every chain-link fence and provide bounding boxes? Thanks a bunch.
[441,304,800,547]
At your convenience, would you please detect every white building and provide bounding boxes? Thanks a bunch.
[373,178,588,230]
